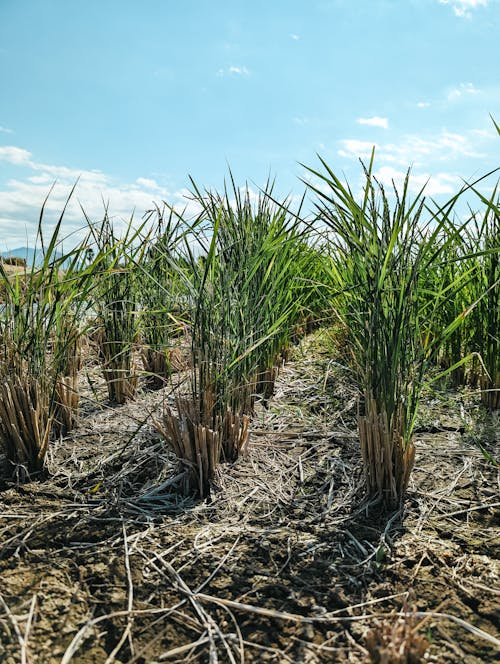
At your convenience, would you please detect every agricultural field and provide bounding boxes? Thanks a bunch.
[0,162,498,663]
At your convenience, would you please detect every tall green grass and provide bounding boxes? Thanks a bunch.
[305,153,488,508]
[154,176,314,495]
[86,212,146,404]
[137,205,188,389]
[0,192,96,470]
[419,185,499,409]
[463,188,500,408]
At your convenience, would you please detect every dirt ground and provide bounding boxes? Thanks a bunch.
[0,331,499,663]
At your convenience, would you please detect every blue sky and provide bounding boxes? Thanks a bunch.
[0,0,499,249]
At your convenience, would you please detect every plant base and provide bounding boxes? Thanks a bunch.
[358,395,415,509]
[0,375,53,471]
[154,396,250,497]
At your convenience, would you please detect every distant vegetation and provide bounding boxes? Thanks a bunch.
[0,255,27,267]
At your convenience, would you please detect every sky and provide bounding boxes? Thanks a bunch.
[0,0,499,250]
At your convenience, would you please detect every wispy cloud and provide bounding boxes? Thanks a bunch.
[335,126,494,202]
[447,82,480,100]
[0,145,195,249]
[290,33,300,40]
[439,0,489,17]
[229,65,249,75]
[385,132,484,163]
[0,146,31,165]
[338,139,377,159]
[471,127,497,138]
[374,165,461,196]
[218,65,250,77]
[338,129,485,166]
[135,177,163,191]
[0,125,13,134]
[357,116,389,129]
[414,82,481,109]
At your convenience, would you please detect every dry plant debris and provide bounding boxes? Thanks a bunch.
[0,332,499,663]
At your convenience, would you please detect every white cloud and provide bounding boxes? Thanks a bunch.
[339,130,484,166]
[0,146,198,249]
[290,33,300,40]
[357,116,389,129]
[0,125,13,134]
[415,82,480,109]
[385,131,484,164]
[28,174,54,185]
[439,0,488,17]
[447,82,480,100]
[471,127,496,138]
[136,177,162,190]
[0,145,32,165]
[373,165,461,196]
[228,65,250,76]
[336,128,490,203]
[338,139,377,159]
[217,65,250,77]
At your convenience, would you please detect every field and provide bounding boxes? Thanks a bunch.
[1,264,27,274]
[0,332,498,663]
[0,160,499,662]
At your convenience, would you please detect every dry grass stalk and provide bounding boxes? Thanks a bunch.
[168,346,188,372]
[52,336,82,435]
[365,594,429,663]
[0,375,53,471]
[358,393,415,508]
[53,372,80,435]
[102,365,138,404]
[154,392,250,496]
[157,409,220,496]
[140,346,186,389]
[94,328,139,404]
[480,372,500,411]
[255,366,279,404]
[222,408,250,461]
[141,347,171,390]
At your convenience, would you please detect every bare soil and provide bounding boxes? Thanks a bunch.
[0,331,499,663]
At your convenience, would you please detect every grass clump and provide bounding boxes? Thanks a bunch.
[154,175,313,496]
[0,192,95,471]
[305,153,486,509]
[466,189,499,410]
[137,205,188,389]
[87,213,145,404]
